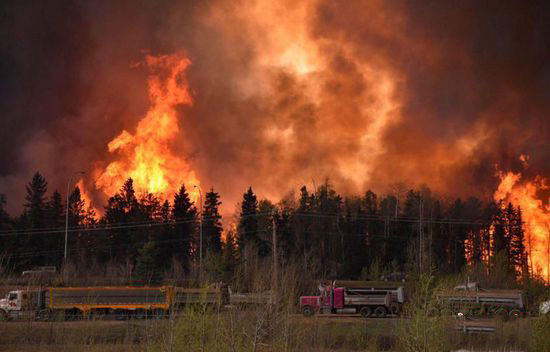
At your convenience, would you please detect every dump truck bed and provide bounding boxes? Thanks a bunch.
[46,286,173,311]
[437,290,524,308]
[344,291,391,307]
[174,287,225,305]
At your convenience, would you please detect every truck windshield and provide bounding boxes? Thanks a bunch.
[8,293,17,300]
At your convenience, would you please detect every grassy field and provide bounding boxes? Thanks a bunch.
[0,314,547,352]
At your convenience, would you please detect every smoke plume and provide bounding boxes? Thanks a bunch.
[1,0,548,215]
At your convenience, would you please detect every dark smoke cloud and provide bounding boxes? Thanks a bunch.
[1,0,548,215]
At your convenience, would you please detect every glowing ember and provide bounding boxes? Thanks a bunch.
[94,53,200,204]
[494,165,550,281]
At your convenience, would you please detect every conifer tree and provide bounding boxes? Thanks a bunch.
[222,229,237,277]
[509,206,528,279]
[68,187,86,227]
[103,178,139,261]
[46,191,64,265]
[448,198,467,273]
[238,187,259,256]
[24,172,48,229]
[492,201,509,256]
[23,172,48,266]
[157,200,173,268]
[172,185,197,270]
[202,189,223,255]
[294,186,313,259]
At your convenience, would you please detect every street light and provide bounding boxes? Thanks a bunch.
[193,185,203,276]
[65,171,85,263]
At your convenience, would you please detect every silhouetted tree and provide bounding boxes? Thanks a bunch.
[202,189,223,255]
[448,198,467,273]
[172,185,197,270]
[103,178,140,262]
[22,172,48,266]
[509,206,528,279]
[238,187,259,257]
[44,191,64,265]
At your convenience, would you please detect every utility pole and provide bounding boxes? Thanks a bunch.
[272,208,278,303]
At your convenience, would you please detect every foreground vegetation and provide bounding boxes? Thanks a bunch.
[2,310,549,352]
[1,268,549,352]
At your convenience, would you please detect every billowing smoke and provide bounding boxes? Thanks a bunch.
[1,0,548,215]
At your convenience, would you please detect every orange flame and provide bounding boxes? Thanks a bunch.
[494,166,550,281]
[94,53,200,205]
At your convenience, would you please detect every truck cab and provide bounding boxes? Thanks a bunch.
[0,289,44,320]
[0,291,24,320]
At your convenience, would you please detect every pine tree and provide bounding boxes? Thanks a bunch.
[363,190,380,271]
[492,201,509,256]
[430,200,448,273]
[68,187,86,227]
[172,185,197,270]
[67,187,87,262]
[221,229,237,277]
[23,172,48,266]
[24,172,48,229]
[448,198,467,273]
[157,200,173,268]
[202,189,223,255]
[294,186,313,259]
[238,187,259,256]
[45,191,65,265]
[509,206,528,279]
[103,178,140,261]
[463,197,483,265]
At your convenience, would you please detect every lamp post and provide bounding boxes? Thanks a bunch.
[193,185,203,276]
[65,171,85,263]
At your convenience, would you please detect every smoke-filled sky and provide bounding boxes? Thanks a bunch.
[1,0,549,215]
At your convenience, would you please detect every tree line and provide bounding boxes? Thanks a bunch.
[0,172,534,285]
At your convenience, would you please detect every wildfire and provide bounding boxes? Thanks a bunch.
[94,53,200,205]
[494,164,550,280]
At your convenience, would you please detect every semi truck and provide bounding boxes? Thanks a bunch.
[300,282,404,318]
[435,283,525,317]
[0,285,227,321]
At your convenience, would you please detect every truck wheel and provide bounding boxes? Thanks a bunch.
[374,306,387,318]
[494,308,508,317]
[389,303,400,315]
[509,309,521,318]
[302,306,314,317]
[0,310,10,321]
[360,306,372,318]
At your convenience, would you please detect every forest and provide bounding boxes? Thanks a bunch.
[0,171,540,291]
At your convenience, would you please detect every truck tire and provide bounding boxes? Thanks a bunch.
[360,306,372,318]
[389,303,400,315]
[0,310,9,321]
[374,306,387,318]
[302,306,314,317]
[494,308,508,317]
